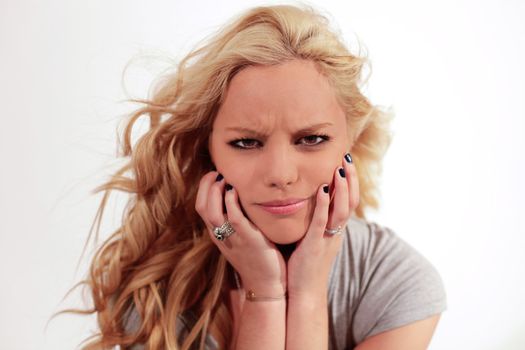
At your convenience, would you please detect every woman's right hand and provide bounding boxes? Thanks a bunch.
[195,171,287,297]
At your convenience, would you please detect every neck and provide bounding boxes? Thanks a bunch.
[276,242,297,262]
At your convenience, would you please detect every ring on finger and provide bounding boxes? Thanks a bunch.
[325,225,343,235]
[213,221,235,241]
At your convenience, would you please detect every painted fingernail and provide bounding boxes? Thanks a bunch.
[215,173,223,181]
[344,153,353,163]
[225,184,233,191]
[338,168,346,178]
[323,185,329,193]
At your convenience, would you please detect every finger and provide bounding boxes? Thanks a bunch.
[195,171,222,221]
[326,166,350,234]
[222,185,255,248]
[224,185,250,231]
[343,153,360,212]
[206,177,227,232]
[305,183,331,240]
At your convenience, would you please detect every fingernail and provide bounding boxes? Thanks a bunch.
[338,168,346,178]
[225,184,233,191]
[215,173,223,182]
[323,185,329,193]
[344,153,353,163]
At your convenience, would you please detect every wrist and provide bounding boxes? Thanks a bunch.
[242,282,287,297]
[287,288,328,306]
[238,273,287,297]
[245,289,286,302]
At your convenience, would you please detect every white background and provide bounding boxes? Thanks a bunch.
[1,0,524,349]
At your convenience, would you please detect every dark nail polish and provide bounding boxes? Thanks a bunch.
[215,173,223,182]
[225,184,233,191]
[344,153,353,163]
[338,168,346,178]
[323,185,329,193]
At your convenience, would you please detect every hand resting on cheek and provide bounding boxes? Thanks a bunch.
[195,152,360,301]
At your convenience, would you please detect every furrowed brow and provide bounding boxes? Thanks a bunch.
[224,126,268,139]
[294,122,333,136]
[225,122,333,138]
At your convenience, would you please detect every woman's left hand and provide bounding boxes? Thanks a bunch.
[286,154,360,301]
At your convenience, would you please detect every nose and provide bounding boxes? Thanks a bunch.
[261,144,299,189]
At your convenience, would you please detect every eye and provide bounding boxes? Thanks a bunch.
[229,138,261,149]
[297,134,330,146]
[228,134,330,150]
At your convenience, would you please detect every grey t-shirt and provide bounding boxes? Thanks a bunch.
[326,216,447,348]
[125,216,447,349]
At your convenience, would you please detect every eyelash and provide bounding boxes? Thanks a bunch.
[228,134,331,150]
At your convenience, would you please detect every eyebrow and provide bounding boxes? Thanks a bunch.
[225,122,334,138]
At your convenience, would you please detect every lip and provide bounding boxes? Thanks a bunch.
[258,198,307,215]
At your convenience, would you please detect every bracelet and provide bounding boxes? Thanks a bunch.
[245,290,287,302]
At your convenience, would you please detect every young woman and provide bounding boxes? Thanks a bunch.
[72,4,447,349]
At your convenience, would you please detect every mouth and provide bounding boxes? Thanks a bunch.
[257,198,308,215]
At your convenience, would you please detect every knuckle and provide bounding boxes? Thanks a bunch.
[198,174,210,189]
[332,212,347,225]
[195,201,204,214]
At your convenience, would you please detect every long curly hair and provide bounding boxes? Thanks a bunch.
[61,3,393,349]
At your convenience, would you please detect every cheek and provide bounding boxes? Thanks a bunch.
[306,152,342,186]
[216,157,255,201]
[210,144,256,205]
[210,142,247,182]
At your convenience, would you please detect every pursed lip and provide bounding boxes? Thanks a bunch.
[258,198,306,207]
[257,198,308,215]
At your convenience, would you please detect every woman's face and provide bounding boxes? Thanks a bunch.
[209,59,350,244]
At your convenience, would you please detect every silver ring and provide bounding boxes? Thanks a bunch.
[325,225,343,235]
[213,221,235,241]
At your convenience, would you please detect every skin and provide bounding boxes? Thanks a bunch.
[195,59,358,349]
[208,59,352,244]
[204,59,357,294]
[195,59,441,349]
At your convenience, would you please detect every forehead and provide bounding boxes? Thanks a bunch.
[215,59,345,129]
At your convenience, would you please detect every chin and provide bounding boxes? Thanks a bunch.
[268,232,305,244]
[256,219,309,244]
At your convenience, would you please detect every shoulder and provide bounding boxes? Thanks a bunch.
[328,216,447,345]
[335,216,447,293]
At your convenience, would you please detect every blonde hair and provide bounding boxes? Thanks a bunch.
[63,3,393,349]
